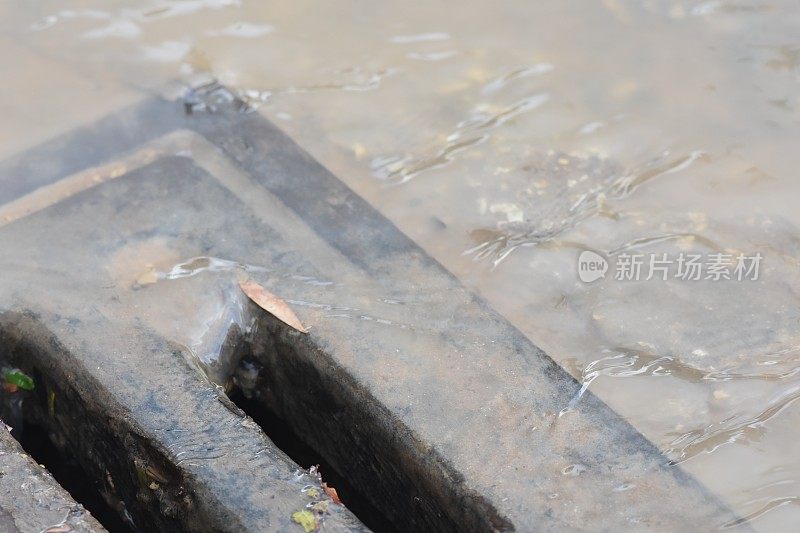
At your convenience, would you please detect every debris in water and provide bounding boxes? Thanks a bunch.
[291,509,318,532]
[2,368,34,391]
[322,482,342,505]
[310,500,329,513]
[239,279,308,333]
[136,264,159,286]
[48,390,56,417]
[713,389,730,401]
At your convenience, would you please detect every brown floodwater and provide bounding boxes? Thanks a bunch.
[2,1,800,530]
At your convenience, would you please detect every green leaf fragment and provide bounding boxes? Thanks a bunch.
[291,510,317,532]
[4,369,34,390]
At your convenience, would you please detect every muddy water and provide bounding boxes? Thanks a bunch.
[2,1,800,529]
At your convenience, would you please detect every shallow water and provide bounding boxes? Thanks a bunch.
[2,1,800,529]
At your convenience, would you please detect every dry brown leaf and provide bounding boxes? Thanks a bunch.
[239,279,308,333]
[322,482,341,505]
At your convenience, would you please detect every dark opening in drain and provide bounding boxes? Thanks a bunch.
[0,360,134,532]
[229,330,511,533]
[12,421,132,533]
[0,322,188,533]
[228,389,399,533]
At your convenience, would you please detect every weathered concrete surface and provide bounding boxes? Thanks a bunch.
[0,85,748,531]
[0,425,105,532]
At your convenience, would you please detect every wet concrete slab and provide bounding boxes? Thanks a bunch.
[0,85,748,531]
[0,426,104,532]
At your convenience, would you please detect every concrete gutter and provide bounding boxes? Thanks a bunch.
[0,84,748,531]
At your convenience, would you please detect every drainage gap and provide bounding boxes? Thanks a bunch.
[0,320,186,533]
[228,388,399,533]
[230,329,511,533]
[0,364,135,533]
[11,417,132,533]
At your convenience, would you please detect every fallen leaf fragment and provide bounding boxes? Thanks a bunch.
[44,526,72,533]
[291,509,318,532]
[322,482,342,505]
[239,279,308,333]
[310,500,329,513]
[3,368,34,391]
